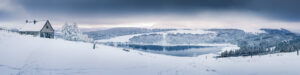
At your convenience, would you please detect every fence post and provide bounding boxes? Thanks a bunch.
[93,42,96,50]
[297,49,299,56]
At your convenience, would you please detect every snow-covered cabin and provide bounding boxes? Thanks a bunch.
[19,20,55,38]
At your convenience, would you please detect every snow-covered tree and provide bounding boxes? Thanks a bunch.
[61,23,93,42]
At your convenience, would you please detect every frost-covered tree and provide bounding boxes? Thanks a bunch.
[61,23,93,42]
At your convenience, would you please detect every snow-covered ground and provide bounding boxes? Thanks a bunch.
[1,30,300,75]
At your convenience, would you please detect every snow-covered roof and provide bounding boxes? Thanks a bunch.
[19,21,47,31]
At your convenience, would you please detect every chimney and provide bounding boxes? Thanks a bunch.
[33,20,37,24]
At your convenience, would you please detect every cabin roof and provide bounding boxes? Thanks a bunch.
[19,21,47,31]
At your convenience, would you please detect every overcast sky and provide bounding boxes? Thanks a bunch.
[0,0,300,32]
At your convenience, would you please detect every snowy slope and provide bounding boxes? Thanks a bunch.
[1,30,300,75]
[0,30,214,75]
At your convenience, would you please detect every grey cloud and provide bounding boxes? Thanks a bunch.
[0,11,15,21]
[9,0,300,22]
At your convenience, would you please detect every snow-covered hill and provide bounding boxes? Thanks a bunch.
[1,30,300,75]
[97,28,299,57]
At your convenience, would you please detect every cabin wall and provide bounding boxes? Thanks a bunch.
[40,32,54,38]
[19,31,39,36]
[40,21,55,38]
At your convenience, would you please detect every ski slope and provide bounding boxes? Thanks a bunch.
[1,30,300,75]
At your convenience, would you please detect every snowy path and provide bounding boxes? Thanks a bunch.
[1,31,300,75]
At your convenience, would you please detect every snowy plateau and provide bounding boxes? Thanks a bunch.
[0,28,300,75]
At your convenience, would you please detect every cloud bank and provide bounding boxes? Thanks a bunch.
[0,0,299,32]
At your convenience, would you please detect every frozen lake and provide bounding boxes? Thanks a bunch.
[103,43,223,57]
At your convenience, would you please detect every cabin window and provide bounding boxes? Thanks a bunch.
[46,26,49,29]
